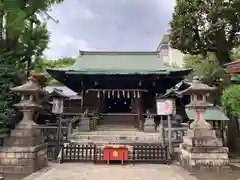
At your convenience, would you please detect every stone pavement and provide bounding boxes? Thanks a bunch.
[22,163,198,180]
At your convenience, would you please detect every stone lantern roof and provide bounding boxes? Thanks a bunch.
[10,77,42,93]
[179,76,217,95]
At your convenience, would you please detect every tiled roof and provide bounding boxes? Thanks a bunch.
[47,51,191,75]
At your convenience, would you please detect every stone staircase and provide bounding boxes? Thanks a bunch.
[70,130,161,145]
[69,113,161,145]
[97,114,136,131]
[99,114,136,125]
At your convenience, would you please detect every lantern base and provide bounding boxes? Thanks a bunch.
[0,123,48,176]
[179,126,229,171]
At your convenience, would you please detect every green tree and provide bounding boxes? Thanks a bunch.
[0,0,65,127]
[184,53,225,84]
[170,0,240,65]
[221,85,240,116]
[232,46,240,60]
[0,51,24,128]
[33,57,76,84]
[0,0,64,75]
[221,84,240,150]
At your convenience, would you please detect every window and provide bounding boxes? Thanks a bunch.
[161,47,169,56]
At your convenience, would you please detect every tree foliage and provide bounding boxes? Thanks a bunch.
[0,0,64,126]
[184,48,240,83]
[170,0,240,65]
[221,84,240,116]
[0,51,24,128]
[0,0,64,75]
[33,57,76,73]
[184,53,228,84]
[33,57,76,84]
[184,53,224,84]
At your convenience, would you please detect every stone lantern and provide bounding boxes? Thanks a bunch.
[0,77,48,176]
[11,77,42,126]
[179,76,229,171]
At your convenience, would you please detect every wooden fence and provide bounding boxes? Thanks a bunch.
[60,143,168,164]
[132,144,168,163]
[60,144,97,163]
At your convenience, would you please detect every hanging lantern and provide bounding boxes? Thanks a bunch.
[123,90,125,98]
[97,91,100,98]
[103,90,105,97]
[133,91,136,98]
[127,91,130,98]
[117,90,120,98]
[112,90,114,97]
[137,91,140,98]
[107,91,110,98]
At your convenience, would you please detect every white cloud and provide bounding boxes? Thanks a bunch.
[82,9,97,19]
[44,34,89,59]
[45,0,174,60]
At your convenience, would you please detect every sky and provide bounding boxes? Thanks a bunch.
[44,0,176,60]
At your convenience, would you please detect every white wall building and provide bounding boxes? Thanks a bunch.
[156,34,185,68]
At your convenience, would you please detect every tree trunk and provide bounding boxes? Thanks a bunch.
[215,51,232,66]
[227,113,239,152]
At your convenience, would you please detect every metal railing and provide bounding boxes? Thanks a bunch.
[37,125,69,160]
[164,127,188,147]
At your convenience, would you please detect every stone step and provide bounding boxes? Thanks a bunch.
[70,133,161,142]
[99,122,135,125]
[97,123,136,131]
[102,115,135,121]
[96,128,136,131]
[100,119,135,123]
[72,130,158,135]
[103,118,135,121]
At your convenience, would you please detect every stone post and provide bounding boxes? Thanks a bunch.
[158,116,165,144]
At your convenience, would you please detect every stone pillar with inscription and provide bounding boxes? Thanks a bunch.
[0,77,48,176]
[179,77,229,171]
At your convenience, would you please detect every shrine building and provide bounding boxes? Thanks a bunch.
[47,51,191,131]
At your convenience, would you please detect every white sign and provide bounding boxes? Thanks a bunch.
[156,99,173,115]
[52,98,63,114]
